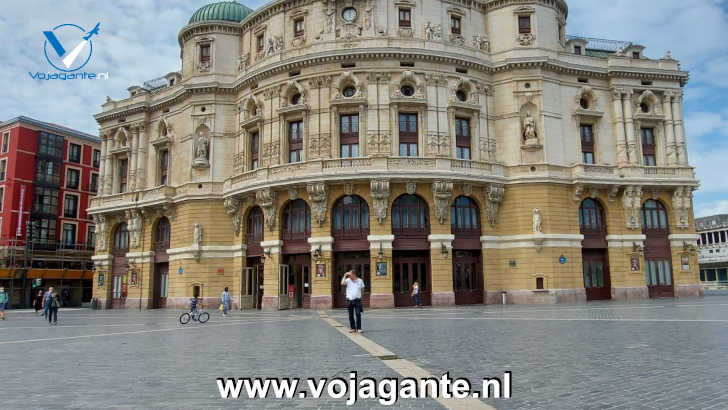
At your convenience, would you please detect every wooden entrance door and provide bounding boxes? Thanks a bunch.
[393,251,430,307]
[333,252,371,308]
[278,265,290,310]
[152,263,168,309]
[283,254,311,308]
[642,200,674,298]
[453,250,483,305]
[582,250,611,301]
[243,257,264,310]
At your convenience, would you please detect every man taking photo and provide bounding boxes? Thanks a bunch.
[340,270,365,333]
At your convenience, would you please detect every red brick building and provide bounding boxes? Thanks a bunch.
[0,116,100,308]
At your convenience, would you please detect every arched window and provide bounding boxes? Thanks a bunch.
[579,199,606,233]
[451,196,480,236]
[283,200,311,241]
[154,218,170,250]
[247,207,264,243]
[333,195,370,239]
[642,200,669,232]
[113,223,129,252]
[392,194,429,237]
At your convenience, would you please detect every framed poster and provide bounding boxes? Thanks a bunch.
[130,272,137,286]
[97,273,104,287]
[630,256,640,272]
[681,254,690,271]
[316,263,326,278]
[376,262,387,276]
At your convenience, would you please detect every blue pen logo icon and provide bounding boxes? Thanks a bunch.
[43,23,100,72]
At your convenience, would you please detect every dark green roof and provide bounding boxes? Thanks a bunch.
[189,1,254,24]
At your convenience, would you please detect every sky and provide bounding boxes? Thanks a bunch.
[1,0,727,216]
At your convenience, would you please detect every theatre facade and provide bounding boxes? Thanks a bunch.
[88,0,701,310]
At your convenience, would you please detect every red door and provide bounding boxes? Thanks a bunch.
[333,252,371,308]
[582,250,611,301]
[152,263,168,309]
[642,200,674,298]
[453,250,483,305]
[393,252,430,307]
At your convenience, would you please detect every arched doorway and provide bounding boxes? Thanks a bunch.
[642,200,674,298]
[111,223,129,309]
[152,218,170,309]
[244,206,264,309]
[392,194,431,307]
[451,196,483,305]
[332,195,371,308]
[281,199,311,308]
[580,199,611,301]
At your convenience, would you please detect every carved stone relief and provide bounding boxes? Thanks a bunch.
[672,186,693,230]
[256,188,277,231]
[223,197,241,236]
[622,186,643,230]
[307,183,329,226]
[370,179,391,224]
[126,209,142,248]
[432,180,454,224]
[486,184,505,225]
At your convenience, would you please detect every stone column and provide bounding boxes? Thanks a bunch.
[260,240,283,310]
[612,88,629,166]
[136,125,148,190]
[673,92,688,165]
[367,235,395,308]
[98,138,107,194]
[308,236,334,309]
[428,234,455,306]
[111,155,119,194]
[622,90,638,165]
[663,92,677,166]
[103,143,114,195]
[129,127,138,191]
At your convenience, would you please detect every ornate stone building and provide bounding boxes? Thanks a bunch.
[89,0,701,310]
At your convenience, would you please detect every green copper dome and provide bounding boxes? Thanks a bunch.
[189,1,254,24]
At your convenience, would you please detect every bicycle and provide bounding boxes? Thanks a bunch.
[179,308,209,324]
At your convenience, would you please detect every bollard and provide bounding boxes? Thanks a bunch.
[501,291,507,305]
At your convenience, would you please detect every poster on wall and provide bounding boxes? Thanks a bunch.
[376,262,387,276]
[316,263,326,278]
[681,254,690,271]
[97,273,104,287]
[130,272,137,286]
[630,256,640,272]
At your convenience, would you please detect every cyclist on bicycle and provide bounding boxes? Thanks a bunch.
[189,295,200,314]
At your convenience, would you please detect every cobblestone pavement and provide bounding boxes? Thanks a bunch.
[1,293,727,409]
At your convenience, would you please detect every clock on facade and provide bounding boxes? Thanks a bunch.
[342,7,357,22]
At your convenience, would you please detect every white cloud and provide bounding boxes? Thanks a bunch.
[695,200,728,217]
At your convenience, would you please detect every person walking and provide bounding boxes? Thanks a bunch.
[220,287,231,317]
[33,290,44,315]
[340,270,365,333]
[42,287,53,319]
[0,286,9,320]
[47,290,61,325]
[412,282,422,307]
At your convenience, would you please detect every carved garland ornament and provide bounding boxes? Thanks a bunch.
[486,184,505,225]
[94,214,108,252]
[672,186,693,230]
[126,209,142,248]
[256,188,277,231]
[432,180,454,224]
[307,182,329,226]
[622,186,643,230]
[223,197,242,236]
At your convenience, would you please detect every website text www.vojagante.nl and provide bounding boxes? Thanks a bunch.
[217,371,511,405]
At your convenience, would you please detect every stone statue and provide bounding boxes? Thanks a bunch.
[523,113,537,143]
[425,22,434,40]
[193,132,209,167]
[533,208,542,234]
[193,223,202,248]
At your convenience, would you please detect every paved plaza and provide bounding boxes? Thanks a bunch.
[2,293,728,409]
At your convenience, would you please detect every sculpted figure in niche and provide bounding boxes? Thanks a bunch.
[533,208,542,234]
[193,131,210,167]
[523,113,538,144]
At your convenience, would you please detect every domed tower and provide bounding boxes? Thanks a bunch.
[485,0,568,56]
[178,1,254,79]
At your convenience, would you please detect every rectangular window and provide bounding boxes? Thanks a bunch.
[38,132,64,158]
[159,149,169,185]
[1,132,9,153]
[632,52,640,59]
[398,113,418,157]
[641,128,656,166]
[92,149,101,168]
[33,187,59,215]
[119,159,128,193]
[250,132,260,170]
[31,219,57,245]
[35,159,61,185]
[68,143,81,163]
[722,231,727,243]
[0,187,4,212]
[66,168,80,190]
[451,16,461,35]
[294,18,304,37]
[455,117,471,160]
[0,159,6,181]
[340,114,359,158]
[399,8,411,28]
[62,223,76,248]
[288,121,303,163]
[580,124,595,164]
[257,34,265,52]
[574,46,582,55]
[518,16,531,34]
[200,44,210,62]
[90,173,99,193]
[87,226,96,250]
[64,194,78,218]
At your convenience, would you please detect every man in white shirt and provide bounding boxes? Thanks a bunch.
[341,270,365,333]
